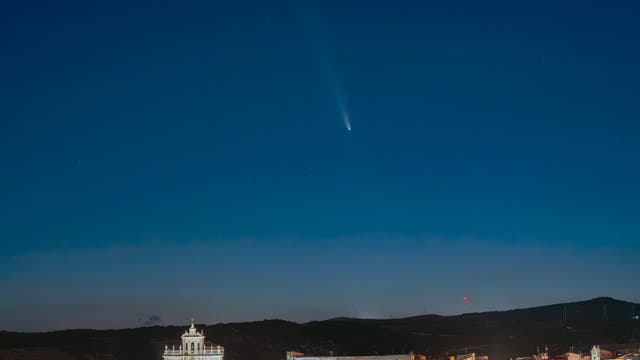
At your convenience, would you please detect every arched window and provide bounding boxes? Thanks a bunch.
[191,342,194,351]
[197,343,200,351]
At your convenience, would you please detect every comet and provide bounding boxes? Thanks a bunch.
[332,85,351,132]
[323,49,352,133]
[342,109,351,132]
[296,3,352,133]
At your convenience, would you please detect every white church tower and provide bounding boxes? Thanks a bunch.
[163,320,224,360]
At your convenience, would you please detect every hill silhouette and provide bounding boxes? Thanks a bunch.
[1,297,639,360]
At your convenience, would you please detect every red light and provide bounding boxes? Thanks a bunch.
[463,296,469,302]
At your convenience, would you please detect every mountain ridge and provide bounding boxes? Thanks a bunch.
[1,297,639,360]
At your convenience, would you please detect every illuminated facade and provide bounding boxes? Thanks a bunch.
[163,321,224,360]
[286,352,426,360]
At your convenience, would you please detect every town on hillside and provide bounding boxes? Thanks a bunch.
[162,322,640,360]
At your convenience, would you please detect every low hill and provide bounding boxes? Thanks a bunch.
[1,297,639,360]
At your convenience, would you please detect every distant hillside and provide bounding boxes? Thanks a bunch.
[1,297,639,360]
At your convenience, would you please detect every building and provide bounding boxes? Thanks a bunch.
[614,355,640,360]
[513,348,552,360]
[163,320,224,360]
[287,352,306,360]
[450,353,485,360]
[592,346,602,360]
[592,345,616,360]
[565,353,590,360]
[286,352,425,360]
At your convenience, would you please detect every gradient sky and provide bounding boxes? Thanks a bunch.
[1,0,640,332]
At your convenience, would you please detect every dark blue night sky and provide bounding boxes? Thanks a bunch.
[1,0,639,331]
